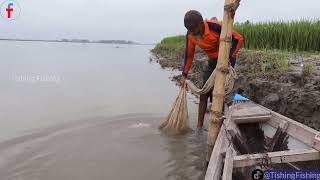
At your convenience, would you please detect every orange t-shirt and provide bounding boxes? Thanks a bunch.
[182,20,243,76]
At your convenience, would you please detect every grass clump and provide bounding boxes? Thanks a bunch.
[152,35,185,54]
[237,49,289,76]
[303,62,316,75]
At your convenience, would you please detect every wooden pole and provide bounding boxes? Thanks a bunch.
[207,0,240,161]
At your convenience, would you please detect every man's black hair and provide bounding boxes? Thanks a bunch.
[184,10,203,30]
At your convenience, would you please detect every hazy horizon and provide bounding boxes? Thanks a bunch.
[1,0,319,44]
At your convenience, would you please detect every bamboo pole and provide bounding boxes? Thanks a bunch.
[207,0,240,161]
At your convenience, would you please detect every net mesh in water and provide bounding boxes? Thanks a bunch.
[159,85,191,135]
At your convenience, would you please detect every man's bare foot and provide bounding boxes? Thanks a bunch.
[196,126,208,132]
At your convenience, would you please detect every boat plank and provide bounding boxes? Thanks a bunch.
[232,102,270,118]
[222,148,234,180]
[205,105,233,180]
[232,115,271,124]
[236,103,320,151]
[234,149,320,168]
[204,126,226,180]
[260,106,320,151]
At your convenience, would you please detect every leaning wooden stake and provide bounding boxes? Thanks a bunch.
[207,0,241,161]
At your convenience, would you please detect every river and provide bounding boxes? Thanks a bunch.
[0,41,207,180]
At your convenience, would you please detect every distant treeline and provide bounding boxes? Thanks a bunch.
[154,20,320,53]
[60,39,139,44]
[0,38,140,45]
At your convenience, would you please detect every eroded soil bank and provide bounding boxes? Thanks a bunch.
[151,48,320,130]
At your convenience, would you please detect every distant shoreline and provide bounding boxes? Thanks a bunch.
[0,38,155,45]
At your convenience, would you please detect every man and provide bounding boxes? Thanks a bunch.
[180,10,243,128]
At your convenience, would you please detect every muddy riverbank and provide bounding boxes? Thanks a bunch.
[151,48,320,130]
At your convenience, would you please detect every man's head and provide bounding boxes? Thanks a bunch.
[184,10,204,36]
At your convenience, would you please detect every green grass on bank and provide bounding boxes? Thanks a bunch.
[153,20,320,53]
[152,20,319,76]
[236,49,290,76]
[235,20,320,52]
[153,35,185,54]
[303,62,316,75]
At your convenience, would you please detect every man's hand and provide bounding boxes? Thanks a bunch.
[179,75,187,87]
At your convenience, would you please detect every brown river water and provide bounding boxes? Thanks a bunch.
[0,41,208,180]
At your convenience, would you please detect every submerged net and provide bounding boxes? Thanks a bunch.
[159,65,237,134]
[159,85,190,134]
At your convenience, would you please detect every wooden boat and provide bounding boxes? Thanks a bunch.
[204,101,320,180]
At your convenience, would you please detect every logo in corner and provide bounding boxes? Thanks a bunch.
[1,0,21,20]
[251,169,264,180]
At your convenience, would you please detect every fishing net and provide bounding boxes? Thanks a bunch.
[159,85,190,134]
[159,66,237,134]
[185,66,237,95]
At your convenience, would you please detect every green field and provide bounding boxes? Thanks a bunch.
[235,20,320,52]
[153,20,320,53]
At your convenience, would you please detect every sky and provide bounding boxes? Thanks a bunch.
[0,0,319,43]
